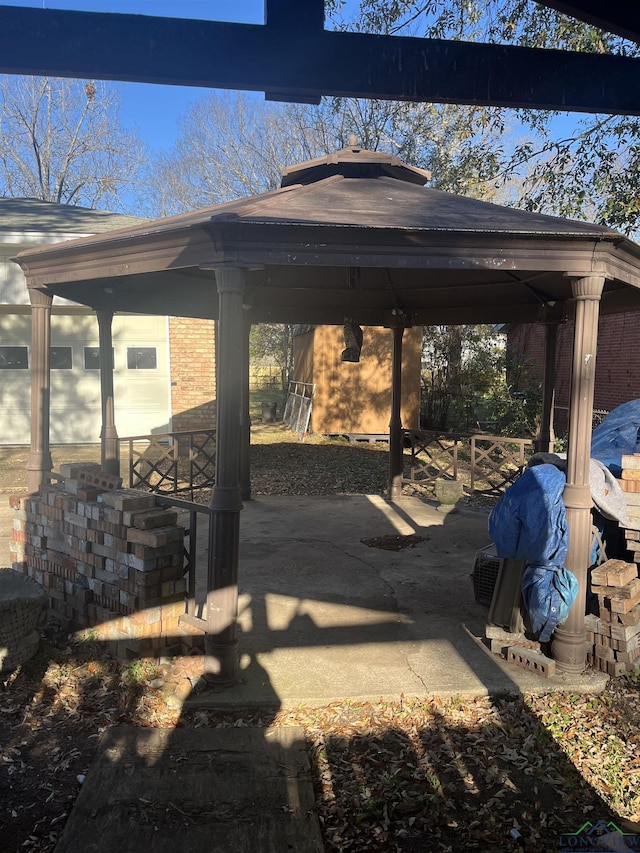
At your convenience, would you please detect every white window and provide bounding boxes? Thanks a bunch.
[50,347,72,369]
[126,347,157,370]
[84,347,115,370]
[0,346,28,369]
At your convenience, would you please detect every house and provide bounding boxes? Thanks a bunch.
[505,314,640,435]
[293,324,422,436]
[0,198,216,444]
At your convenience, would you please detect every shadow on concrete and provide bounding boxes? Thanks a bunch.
[188,494,605,706]
[40,632,638,853]
[3,493,635,852]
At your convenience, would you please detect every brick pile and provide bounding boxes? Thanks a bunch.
[485,624,556,677]
[620,452,640,530]
[10,463,204,660]
[586,451,640,675]
[586,559,640,676]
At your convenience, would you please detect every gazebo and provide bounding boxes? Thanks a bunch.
[14,144,640,683]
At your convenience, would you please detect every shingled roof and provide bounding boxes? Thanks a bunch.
[0,197,145,237]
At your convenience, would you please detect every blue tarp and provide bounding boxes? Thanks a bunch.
[520,565,578,644]
[489,464,567,565]
[591,399,640,477]
[487,403,640,642]
[488,463,578,642]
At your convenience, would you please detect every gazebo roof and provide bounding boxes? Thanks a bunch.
[15,145,640,326]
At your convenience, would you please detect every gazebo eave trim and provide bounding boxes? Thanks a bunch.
[15,224,640,295]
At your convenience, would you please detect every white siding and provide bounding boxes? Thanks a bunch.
[0,254,30,305]
[0,312,169,444]
[0,241,101,307]
[0,214,170,445]
[113,314,170,438]
[0,314,31,442]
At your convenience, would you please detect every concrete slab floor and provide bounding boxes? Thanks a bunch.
[0,491,607,705]
[185,494,607,710]
[53,725,324,853]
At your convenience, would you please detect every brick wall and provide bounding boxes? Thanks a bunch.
[592,314,640,413]
[10,469,203,659]
[169,317,217,432]
[508,313,640,433]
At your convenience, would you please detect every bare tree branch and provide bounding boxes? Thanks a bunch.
[0,75,145,210]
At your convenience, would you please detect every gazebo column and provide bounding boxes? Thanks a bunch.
[388,314,406,500]
[552,274,605,673]
[535,307,562,454]
[97,310,120,476]
[26,289,53,493]
[239,314,251,501]
[204,265,246,685]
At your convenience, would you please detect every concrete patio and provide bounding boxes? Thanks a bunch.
[0,490,607,705]
[2,487,611,852]
[184,492,606,709]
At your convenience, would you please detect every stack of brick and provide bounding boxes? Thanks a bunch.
[485,624,556,677]
[620,452,640,560]
[586,558,640,676]
[10,463,204,659]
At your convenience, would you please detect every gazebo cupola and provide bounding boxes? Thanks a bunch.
[280,140,431,187]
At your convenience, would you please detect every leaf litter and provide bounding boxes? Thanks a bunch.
[2,434,640,851]
[3,635,640,853]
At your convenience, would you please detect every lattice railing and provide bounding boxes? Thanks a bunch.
[403,430,460,485]
[470,435,533,495]
[403,430,534,496]
[120,429,216,499]
[187,431,217,492]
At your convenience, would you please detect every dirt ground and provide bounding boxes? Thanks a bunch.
[1,433,640,852]
[0,445,104,492]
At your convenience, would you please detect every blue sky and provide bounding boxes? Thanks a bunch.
[0,1,583,170]
[1,1,272,152]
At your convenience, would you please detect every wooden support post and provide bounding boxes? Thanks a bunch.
[97,310,120,476]
[388,314,406,501]
[27,288,53,493]
[552,274,605,673]
[204,266,245,686]
[240,313,251,501]
[535,306,563,454]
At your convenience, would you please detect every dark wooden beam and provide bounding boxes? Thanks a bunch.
[263,0,324,32]
[263,0,324,101]
[537,1,640,44]
[1,5,640,113]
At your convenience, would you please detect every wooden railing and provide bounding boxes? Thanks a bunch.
[119,429,216,500]
[470,435,533,495]
[403,430,461,487]
[403,429,534,496]
[117,425,532,502]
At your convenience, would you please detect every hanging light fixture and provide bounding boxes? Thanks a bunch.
[341,318,363,362]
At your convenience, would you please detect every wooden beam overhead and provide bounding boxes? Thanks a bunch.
[263,0,324,32]
[537,1,640,44]
[1,4,640,113]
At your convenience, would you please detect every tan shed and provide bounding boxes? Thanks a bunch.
[293,325,421,436]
